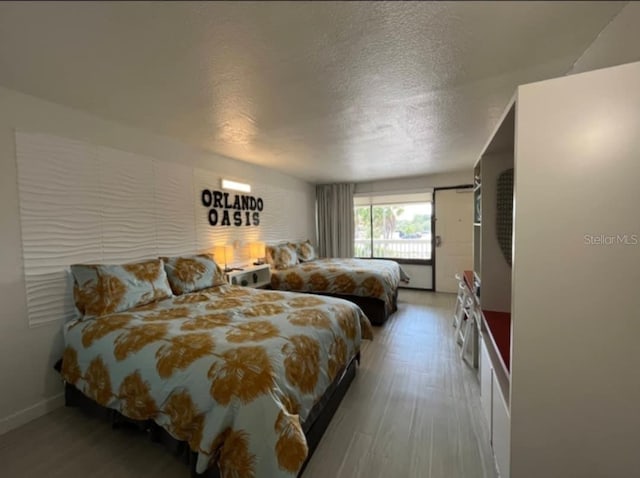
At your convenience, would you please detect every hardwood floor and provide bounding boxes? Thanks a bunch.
[0,290,496,478]
[303,290,496,478]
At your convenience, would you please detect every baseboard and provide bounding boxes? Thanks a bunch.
[0,393,64,435]
[399,285,434,291]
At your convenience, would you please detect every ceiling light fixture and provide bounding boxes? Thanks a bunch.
[221,179,251,193]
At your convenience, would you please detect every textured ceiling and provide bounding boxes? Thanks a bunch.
[0,1,625,183]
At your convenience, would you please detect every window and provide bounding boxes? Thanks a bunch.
[354,192,433,261]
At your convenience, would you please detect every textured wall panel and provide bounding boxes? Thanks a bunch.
[98,147,157,263]
[194,168,225,255]
[16,133,102,326]
[259,183,289,244]
[154,161,197,257]
[16,132,312,327]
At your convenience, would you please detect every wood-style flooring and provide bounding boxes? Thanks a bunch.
[0,290,497,478]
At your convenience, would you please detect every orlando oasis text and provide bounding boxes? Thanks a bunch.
[201,190,263,226]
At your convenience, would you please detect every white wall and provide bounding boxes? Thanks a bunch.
[354,170,473,195]
[568,1,640,75]
[0,85,315,433]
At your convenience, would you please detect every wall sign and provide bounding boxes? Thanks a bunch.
[201,189,263,226]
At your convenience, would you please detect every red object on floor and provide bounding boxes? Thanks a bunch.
[482,310,511,373]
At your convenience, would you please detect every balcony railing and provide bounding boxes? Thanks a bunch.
[354,238,431,260]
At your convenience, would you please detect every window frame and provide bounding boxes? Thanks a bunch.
[354,199,433,265]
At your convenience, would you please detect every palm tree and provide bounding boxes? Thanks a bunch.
[354,206,403,241]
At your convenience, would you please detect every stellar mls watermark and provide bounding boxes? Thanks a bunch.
[584,233,639,246]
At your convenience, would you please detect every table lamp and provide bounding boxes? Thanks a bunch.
[213,244,234,272]
[250,241,266,265]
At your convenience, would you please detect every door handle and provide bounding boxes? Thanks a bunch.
[435,235,442,247]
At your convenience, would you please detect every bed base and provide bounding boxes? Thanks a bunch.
[313,288,398,325]
[62,352,360,477]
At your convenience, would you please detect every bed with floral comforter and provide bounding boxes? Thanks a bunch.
[61,284,372,478]
[270,258,409,320]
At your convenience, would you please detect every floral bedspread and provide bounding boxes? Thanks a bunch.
[61,284,372,477]
[270,258,409,315]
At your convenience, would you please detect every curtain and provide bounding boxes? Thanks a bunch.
[316,183,355,258]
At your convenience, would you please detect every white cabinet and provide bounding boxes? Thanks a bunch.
[480,334,509,478]
[492,377,510,478]
[473,92,514,478]
[479,337,493,428]
[473,62,640,478]
[225,264,271,288]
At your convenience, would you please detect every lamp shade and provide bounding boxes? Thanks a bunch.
[250,241,266,260]
[213,245,233,267]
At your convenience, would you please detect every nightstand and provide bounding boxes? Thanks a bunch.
[225,264,271,289]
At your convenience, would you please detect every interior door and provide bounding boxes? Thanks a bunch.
[434,188,473,292]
